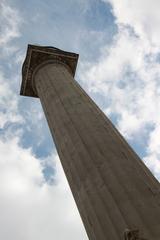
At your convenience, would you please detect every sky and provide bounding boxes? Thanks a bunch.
[0,0,160,239]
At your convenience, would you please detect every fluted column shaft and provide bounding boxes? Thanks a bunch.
[34,63,160,240]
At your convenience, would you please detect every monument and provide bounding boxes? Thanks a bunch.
[20,45,160,240]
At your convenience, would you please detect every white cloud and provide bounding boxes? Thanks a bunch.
[81,26,160,135]
[0,0,23,59]
[0,1,23,128]
[0,72,23,128]
[0,0,21,45]
[0,137,88,240]
[105,0,160,46]
[144,124,160,179]
[80,0,160,178]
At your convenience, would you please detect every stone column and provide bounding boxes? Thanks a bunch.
[20,45,160,240]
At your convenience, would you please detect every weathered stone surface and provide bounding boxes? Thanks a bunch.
[20,45,160,240]
[21,44,78,97]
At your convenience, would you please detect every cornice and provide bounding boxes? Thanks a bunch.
[20,44,79,98]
